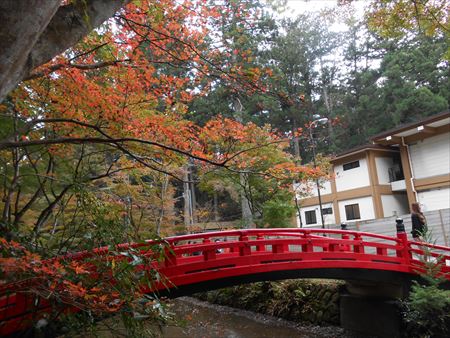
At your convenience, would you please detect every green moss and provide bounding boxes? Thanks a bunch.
[194,279,344,325]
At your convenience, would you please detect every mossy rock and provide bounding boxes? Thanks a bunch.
[331,292,340,302]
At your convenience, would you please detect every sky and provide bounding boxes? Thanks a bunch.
[276,0,368,32]
[287,0,344,14]
[283,0,368,26]
[286,0,368,14]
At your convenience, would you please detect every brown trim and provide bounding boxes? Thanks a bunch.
[371,111,450,142]
[301,186,373,207]
[331,146,397,163]
[367,152,379,184]
[336,186,391,201]
[399,144,417,209]
[332,153,365,165]
[414,173,450,191]
[382,136,403,145]
[420,125,437,134]
[416,182,450,191]
[330,177,340,224]
[377,185,394,194]
[367,152,384,218]
[371,149,400,157]
[301,194,335,207]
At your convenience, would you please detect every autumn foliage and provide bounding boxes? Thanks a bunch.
[0,0,328,333]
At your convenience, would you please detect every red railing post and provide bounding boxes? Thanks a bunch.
[230,244,238,253]
[163,245,177,267]
[339,223,351,252]
[272,240,287,254]
[256,234,265,252]
[302,231,313,253]
[353,233,364,254]
[239,234,251,256]
[202,238,216,261]
[395,218,411,264]
[376,247,388,256]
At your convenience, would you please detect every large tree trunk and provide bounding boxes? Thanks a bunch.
[0,0,129,102]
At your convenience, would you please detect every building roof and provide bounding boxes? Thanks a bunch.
[317,111,449,164]
[371,111,450,145]
[330,144,397,163]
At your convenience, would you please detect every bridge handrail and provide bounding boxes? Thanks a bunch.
[163,228,403,244]
[169,238,405,255]
[409,240,450,252]
[266,230,402,242]
[35,228,450,263]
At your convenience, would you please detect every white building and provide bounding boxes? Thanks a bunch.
[297,111,450,227]
[372,111,450,213]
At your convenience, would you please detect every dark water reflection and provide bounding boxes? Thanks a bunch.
[161,297,347,338]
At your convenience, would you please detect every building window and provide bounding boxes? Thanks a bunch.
[343,160,360,171]
[322,207,333,215]
[345,204,361,220]
[305,210,317,225]
[388,165,404,182]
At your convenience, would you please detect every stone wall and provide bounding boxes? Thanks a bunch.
[194,279,344,325]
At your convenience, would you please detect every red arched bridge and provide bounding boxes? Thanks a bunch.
[1,222,450,335]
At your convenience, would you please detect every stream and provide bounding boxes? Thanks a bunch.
[66,297,350,337]
[158,297,349,338]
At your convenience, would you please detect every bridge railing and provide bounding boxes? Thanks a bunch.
[46,222,448,269]
[161,228,405,258]
[147,223,449,281]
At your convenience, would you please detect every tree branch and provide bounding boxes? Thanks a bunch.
[1,117,226,167]
[0,0,130,102]
[24,59,132,81]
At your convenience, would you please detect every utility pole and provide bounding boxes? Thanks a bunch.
[183,161,197,230]
[234,97,253,228]
[309,115,328,229]
[183,167,192,229]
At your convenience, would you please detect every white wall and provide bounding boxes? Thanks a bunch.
[375,156,394,184]
[417,187,450,212]
[381,194,409,217]
[334,157,370,192]
[409,132,450,179]
[326,209,450,248]
[295,180,332,198]
[338,196,375,222]
[299,203,334,227]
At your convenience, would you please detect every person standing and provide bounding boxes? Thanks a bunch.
[411,202,427,240]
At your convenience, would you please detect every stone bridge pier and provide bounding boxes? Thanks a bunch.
[340,279,410,338]
[340,219,413,338]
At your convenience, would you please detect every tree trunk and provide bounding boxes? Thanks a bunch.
[233,97,253,228]
[239,173,253,228]
[189,161,198,224]
[156,174,169,236]
[213,192,219,222]
[183,168,193,228]
[0,0,130,102]
[0,1,59,101]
